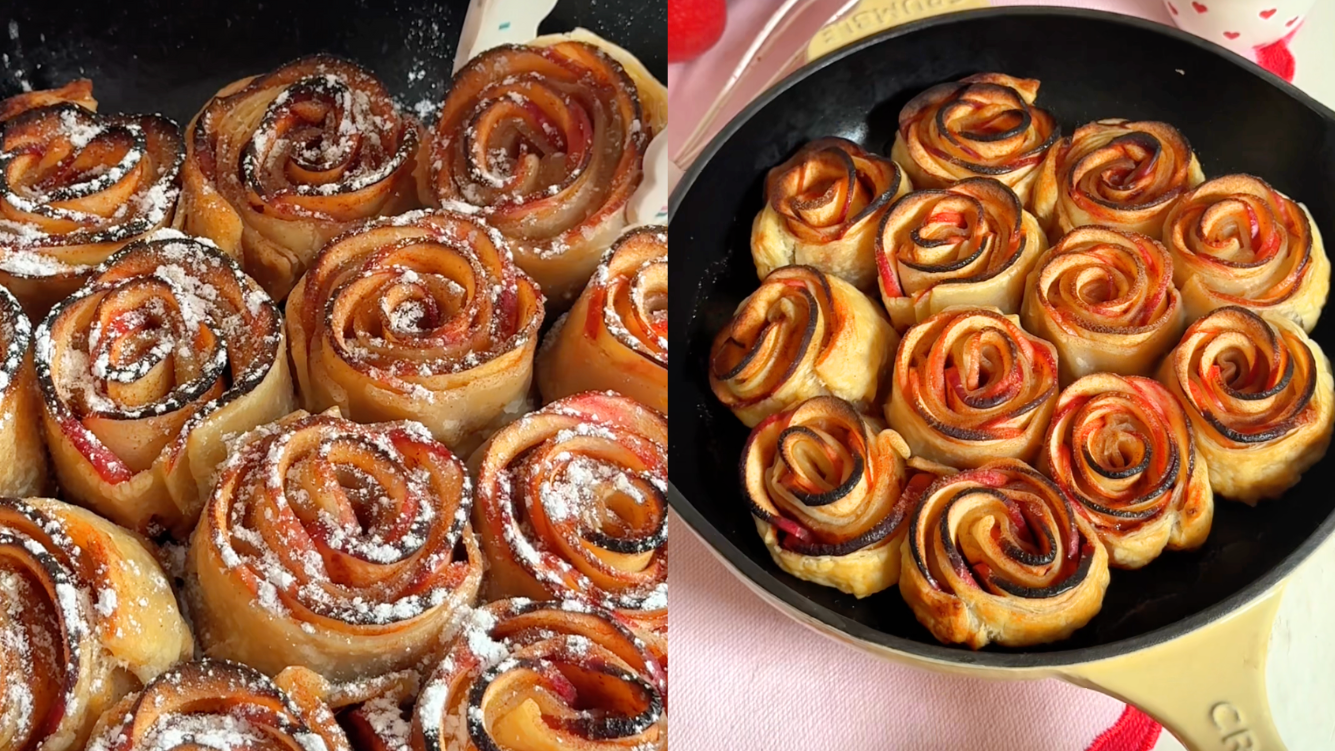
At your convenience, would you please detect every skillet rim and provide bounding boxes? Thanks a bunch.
[667,5,1335,669]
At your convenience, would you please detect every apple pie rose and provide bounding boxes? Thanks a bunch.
[710,265,897,427]
[1021,226,1184,385]
[35,232,295,536]
[1039,373,1212,569]
[751,137,910,289]
[180,55,425,300]
[0,81,181,316]
[1033,118,1204,237]
[891,73,1058,204]
[875,177,1045,331]
[431,36,663,305]
[1157,306,1334,504]
[886,307,1059,468]
[741,396,922,597]
[1162,174,1330,333]
[899,459,1110,648]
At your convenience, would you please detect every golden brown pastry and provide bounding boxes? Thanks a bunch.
[470,392,668,658]
[537,226,666,413]
[751,137,910,289]
[1039,373,1213,568]
[0,497,193,751]
[0,81,181,317]
[188,409,483,682]
[899,459,1110,649]
[287,209,544,454]
[741,396,920,597]
[1158,306,1335,504]
[710,265,898,427]
[1021,226,1185,385]
[0,285,46,496]
[430,37,664,305]
[180,55,425,300]
[85,660,353,751]
[885,307,1059,468]
[0,79,97,121]
[34,232,295,537]
[1162,174,1330,333]
[890,73,1058,204]
[875,177,1046,331]
[1032,118,1204,237]
[412,599,666,751]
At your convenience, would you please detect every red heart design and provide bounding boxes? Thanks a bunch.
[1168,1,1179,14]
[1224,30,1240,39]
[1287,16,1300,26]
[1260,8,1277,18]
[1192,1,1207,12]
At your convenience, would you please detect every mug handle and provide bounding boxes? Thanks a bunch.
[1061,586,1286,751]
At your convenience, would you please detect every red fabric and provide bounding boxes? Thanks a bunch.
[1254,23,1303,82]
[1085,706,1163,751]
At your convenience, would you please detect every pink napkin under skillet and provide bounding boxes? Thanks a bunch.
[667,2,1189,749]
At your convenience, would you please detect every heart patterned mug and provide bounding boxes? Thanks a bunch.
[1164,0,1317,59]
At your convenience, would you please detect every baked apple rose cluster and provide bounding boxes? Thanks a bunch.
[719,68,1335,650]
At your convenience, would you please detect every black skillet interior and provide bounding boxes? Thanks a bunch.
[669,8,1335,667]
[0,0,666,124]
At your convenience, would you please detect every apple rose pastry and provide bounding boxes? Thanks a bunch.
[1162,174,1330,333]
[430,39,660,306]
[189,409,483,681]
[1039,374,1212,569]
[751,137,909,289]
[710,265,897,427]
[86,660,353,751]
[1157,306,1335,503]
[471,392,668,651]
[875,177,1046,331]
[886,307,1059,468]
[181,55,425,300]
[288,210,544,454]
[0,286,46,496]
[34,233,295,537]
[1033,119,1204,237]
[0,497,193,751]
[899,459,1110,648]
[1021,226,1185,385]
[537,226,666,412]
[740,396,918,597]
[0,82,182,317]
[890,73,1058,204]
[413,599,666,751]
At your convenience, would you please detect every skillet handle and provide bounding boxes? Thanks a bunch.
[1061,586,1286,751]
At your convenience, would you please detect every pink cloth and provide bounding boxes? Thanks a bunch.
[669,515,1136,750]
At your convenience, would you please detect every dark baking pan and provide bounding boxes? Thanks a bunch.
[0,0,666,121]
[668,8,1335,749]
